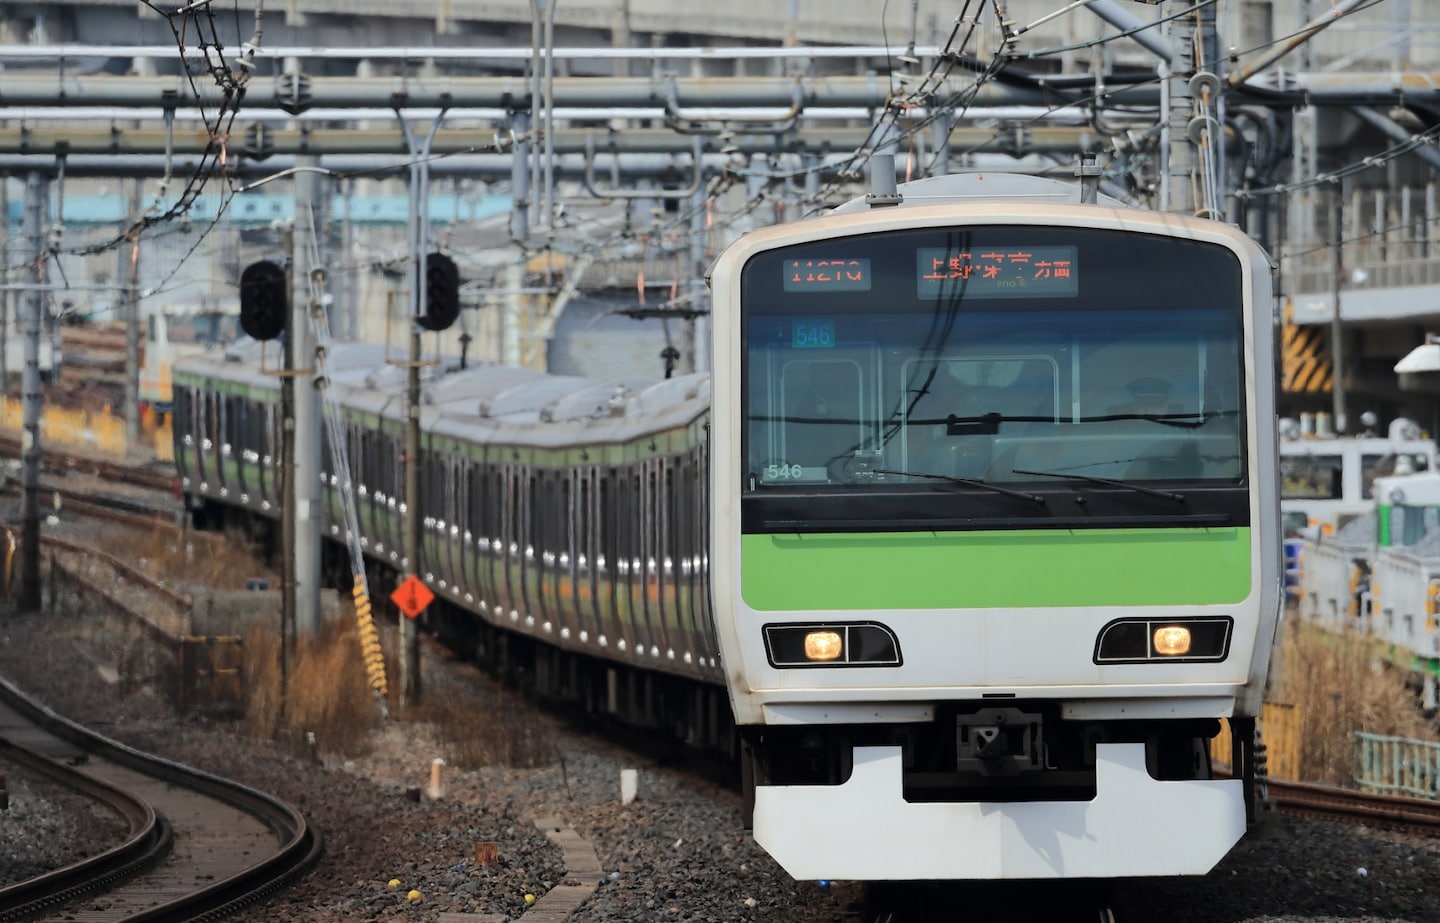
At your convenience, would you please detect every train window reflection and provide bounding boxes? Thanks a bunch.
[745,317,1242,488]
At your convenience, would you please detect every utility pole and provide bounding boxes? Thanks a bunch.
[17,172,45,612]
[1,176,9,392]
[1331,192,1348,433]
[293,156,323,635]
[280,220,296,708]
[122,177,142,450]
[402,277,422,707]
[397,114,447,707]
[1162,3,1195,216]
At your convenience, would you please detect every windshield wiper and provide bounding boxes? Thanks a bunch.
[873,468,1046,505]
[1012,468,1185,503]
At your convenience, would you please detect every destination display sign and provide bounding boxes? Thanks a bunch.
[916,246,1078,299]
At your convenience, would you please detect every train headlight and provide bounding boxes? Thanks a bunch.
[803,631,844,661]
[1152,625,1191,656]
[764,622,902,668]
[1094,617,1231,664]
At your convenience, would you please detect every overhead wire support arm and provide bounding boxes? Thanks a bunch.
[583,135,705,199]
[662,76,807,135]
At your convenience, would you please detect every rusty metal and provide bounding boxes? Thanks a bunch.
[1266,777,1440,837]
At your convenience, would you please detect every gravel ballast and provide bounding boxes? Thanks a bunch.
[4,591,1440,922]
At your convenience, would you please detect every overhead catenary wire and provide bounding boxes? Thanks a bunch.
[8,1,1410,309]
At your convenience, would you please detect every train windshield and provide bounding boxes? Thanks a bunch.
[740,225,1247,498]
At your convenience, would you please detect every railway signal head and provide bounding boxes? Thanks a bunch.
[418,252,460,332]
[239,260,289,341]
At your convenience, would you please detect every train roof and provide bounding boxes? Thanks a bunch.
[829,172,1127,212]
[173,339,396,392]
[427,370,710,446]
[176,338,710,444]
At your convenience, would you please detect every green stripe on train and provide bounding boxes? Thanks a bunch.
[741,528,1252,610]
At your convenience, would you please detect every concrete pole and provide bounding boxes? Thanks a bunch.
[281,224,296,707]
[686,187,706,374]
[402,322,422,707]
[1,176,9,392]
[1331,193,1348,434]
[122,177,142,450]
[503,259,523,367]
[399,118,445,708]
[1163,5,1195,216]
[17,171,45,612]
[293,156,323,634]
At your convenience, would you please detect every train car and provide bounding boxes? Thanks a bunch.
[172,341,392,529]
[172,339,728,746]
[141,307,243,418]
[706,173,1281,882]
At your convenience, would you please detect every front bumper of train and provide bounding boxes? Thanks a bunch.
[753,741,1244,880]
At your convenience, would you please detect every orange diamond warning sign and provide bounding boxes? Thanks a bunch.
[391,575,434,619]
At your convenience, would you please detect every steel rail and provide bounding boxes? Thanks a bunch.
[0,733,171,923]
[1266,777,1440,837]
[0,651,321,922]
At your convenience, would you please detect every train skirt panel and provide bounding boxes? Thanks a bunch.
[753,743,1245,880]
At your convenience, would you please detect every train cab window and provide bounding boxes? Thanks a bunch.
[900,356,1057,479]
[1387,504,1439,549]
[738,223,1251,531]
[775,358,870,481]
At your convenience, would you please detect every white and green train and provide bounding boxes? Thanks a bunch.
[708,173,1281,884]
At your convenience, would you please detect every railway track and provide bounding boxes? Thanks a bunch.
[1266,777,1440,836]
[0,474,320,921]
[0,677,321,922]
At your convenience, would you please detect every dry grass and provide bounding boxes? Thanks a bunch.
[238,619,559,769]
[243,619,387,757]
[121,525,277,592]
[406,690,558,772]
[1269,612,1437,786]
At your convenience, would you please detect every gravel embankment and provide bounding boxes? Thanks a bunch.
[3,562,1440,921]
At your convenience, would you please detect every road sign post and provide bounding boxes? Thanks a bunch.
[390,574,434,620]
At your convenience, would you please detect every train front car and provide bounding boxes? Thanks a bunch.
[708,175,1280,882]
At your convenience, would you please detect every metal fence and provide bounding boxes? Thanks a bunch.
[1355,731,1440,800]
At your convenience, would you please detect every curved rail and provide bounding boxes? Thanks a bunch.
[0,506,322,922]
[0,674,322,921]
[0,731,172,922]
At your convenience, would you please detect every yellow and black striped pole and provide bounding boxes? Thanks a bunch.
[1281,298,1334,395]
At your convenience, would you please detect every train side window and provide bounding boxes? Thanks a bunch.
[599,470,616,570]
[577,472,591,567]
